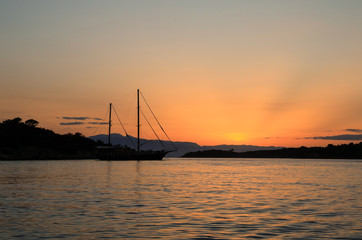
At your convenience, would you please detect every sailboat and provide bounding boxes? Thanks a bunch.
[97,89,176,160]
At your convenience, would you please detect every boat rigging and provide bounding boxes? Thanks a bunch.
[97,89,176,160]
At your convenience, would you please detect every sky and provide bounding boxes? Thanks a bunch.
[1,0,362,147]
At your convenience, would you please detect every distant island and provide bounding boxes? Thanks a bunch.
[0,117,97,160]
[182,142,362,159]
[89,133,282,157]
[2,117,361,160]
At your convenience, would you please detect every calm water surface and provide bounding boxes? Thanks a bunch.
[0,158,361,239]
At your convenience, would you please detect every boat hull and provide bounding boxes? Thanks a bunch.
[97,148,167,161]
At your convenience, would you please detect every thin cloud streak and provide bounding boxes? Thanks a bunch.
[62,117,90,120]
[60,122,84,125]
[62,117,104,121]
[88,122,108,125]
[343,129,362,133]
[305,134,362,141]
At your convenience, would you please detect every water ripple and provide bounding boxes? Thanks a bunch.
[0,158,361,239]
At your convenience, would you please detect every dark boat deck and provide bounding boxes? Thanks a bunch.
[97,146,167,160]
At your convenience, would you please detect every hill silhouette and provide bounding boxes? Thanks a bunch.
[182,142,362,159]
[0,117,96,160]
[89,133,281,157]
[4,117,358,160]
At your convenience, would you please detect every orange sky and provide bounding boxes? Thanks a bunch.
[1,1,362,147]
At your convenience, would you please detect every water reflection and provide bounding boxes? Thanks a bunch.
[0,158,361,239]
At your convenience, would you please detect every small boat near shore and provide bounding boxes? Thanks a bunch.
[97,89,176,160]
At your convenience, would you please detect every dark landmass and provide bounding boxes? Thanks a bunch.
[89,134,282,157]
[0,118,282,160]
[182,142,362,159]
[0,118,96,160]
[5,117,358,160]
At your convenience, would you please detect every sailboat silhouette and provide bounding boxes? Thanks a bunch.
[97,89,176,160]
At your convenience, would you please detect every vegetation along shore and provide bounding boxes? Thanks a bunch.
[0,118,96,160]
[182,143,362,159]
[1,117,361,160]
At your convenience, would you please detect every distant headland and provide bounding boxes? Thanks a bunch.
[0,117,96,160]
[182,143,362,159]
[1,117,361,160]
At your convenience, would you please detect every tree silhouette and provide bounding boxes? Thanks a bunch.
[25,119,39,127]
[182,142,362,159]
[0,117,96,160]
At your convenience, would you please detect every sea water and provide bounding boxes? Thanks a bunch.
[0,158,361,239]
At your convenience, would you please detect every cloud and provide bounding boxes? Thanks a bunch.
[59,117,106,126]
[343,129,362,133]
[306,134,362,141]
[61,117,104,121]
[60,122,84,125]
[87,122,108,125]
[62,117,90,120]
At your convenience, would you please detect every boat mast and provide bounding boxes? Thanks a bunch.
[108,103,112,146]
[137,89,140,152]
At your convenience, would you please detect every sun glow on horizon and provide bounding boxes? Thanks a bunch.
[224,133,248,142]
[1,1,362,148]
